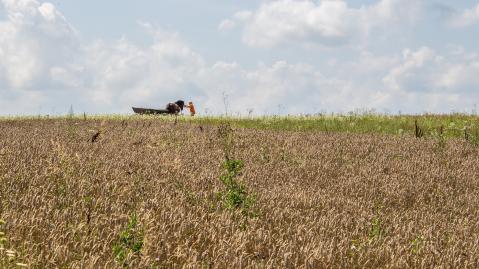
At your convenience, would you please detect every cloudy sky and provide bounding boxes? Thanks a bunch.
[1,0,479,115]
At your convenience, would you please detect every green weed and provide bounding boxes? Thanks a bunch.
[217,124,257,220]
[431,127,446,150]
[113,213,144,268]
[368,204,384,241]
[411,236,424,254]
[465,128,479,146]
[218,159,257,217]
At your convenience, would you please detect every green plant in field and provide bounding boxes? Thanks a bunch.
[411,236,424,254]
[112,213,144,267]
[217,124,257,220]
[415,120,424,138]
[218,159,257,218]
[368,204,384,241]
[348,204,385,255]
[350,204,386,255]
[465,128,479,146]
[369,216,383,240]
[349,238,366,254]
[431,126,446,150]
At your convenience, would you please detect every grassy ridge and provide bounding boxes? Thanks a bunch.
[179,114,479,138]
[3,113,478,139]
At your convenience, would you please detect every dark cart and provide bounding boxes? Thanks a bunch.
[132,107,171,115]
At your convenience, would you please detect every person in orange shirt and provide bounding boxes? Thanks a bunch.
[185,101,196,116]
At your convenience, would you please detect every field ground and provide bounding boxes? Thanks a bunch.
[0,115,478,268]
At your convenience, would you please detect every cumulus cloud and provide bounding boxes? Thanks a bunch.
[78,22,207,111]
[220,0,423,48]
[378,46,479,112]
[0,0,210,114]
[1,0,479,116]
[1,0,366,115]
[448,4,479,28]
[383,47,440,92]
[0,0,78,89]
[384,46,479,93]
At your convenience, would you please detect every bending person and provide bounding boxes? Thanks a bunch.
[185,101,196,116]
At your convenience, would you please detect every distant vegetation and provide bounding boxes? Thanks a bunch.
[181,113,479,139]
[3,112,479,139]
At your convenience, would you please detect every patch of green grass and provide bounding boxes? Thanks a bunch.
[113,213,144,268]
[181,113,479,139]
[3,113,479,140]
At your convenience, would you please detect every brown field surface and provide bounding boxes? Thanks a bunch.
[0,118,478,268]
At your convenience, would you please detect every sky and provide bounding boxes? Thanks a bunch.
[1,0,479,115]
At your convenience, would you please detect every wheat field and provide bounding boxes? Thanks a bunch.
[0,118,478,268]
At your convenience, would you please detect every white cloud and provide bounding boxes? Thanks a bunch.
[198,61,326,114]
[448,4,479,28]
[375,46,479,112]
[80,34,206,110]
[1,0,479,115]
[2,0,352,115]
[0,1,208,113]
[436,62,479,90]
[383,47,440,92]
[0,0,78,90]
[220,0,423,48]
[383,46,479,95]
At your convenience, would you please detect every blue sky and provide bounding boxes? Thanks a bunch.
[1,0,479,115]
